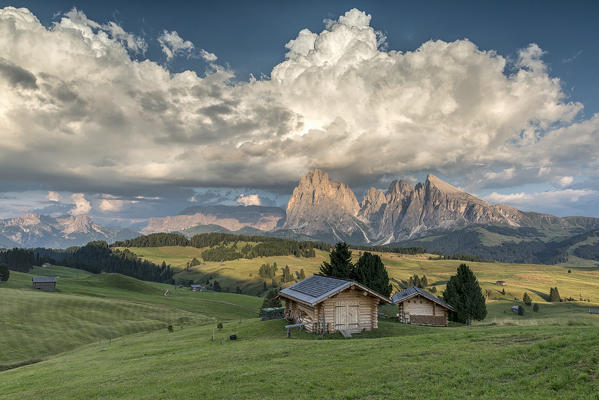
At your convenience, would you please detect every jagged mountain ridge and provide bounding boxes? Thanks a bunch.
[0,213,138,248]
[283,169,599,244]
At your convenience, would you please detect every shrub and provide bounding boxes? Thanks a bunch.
[517,305,524,316]
[167,324,174,333]
[217,322,223,330]
[523,292,532,306]
[533,303,539,312]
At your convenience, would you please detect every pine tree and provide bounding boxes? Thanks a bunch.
[261,288,282,308]
[442,264,487,325]
[299,269,306,279]
[352,252,392,297]
[549,287,561,302]
[0,264,9,282]
[319,242,353,279]
[523,292,532,306]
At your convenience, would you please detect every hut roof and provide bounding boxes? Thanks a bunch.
[32,276,58,283]
[391,286,455,311]
[278,275,391,307]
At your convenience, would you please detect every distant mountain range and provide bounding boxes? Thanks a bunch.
[0,213,138,248]
[3,169,599,265]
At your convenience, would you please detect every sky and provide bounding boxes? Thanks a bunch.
[0,1,598,226]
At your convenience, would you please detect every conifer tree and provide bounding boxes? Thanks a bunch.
[549,287,561,302]
[0,264,9,282]
[319,242,353,279]
[261,288,282,308]
[352,252,392,297]
[443,264,487,325]
[523,292,532,306]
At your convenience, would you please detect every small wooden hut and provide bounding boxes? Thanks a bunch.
[392,286,454,327]
[277,275,391,334]
[32,276,57,291]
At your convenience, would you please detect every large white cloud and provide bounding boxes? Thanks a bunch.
[0,6,597,200]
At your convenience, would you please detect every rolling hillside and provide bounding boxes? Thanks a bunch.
[0,267,261,370]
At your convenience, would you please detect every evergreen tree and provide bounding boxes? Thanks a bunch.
[517,305,524,315]
[549,287,561,302]
[523,292,532,306]
[443,264,487,325]
[319,242,353,279]
[533,303,540,312]
[261,288,282,308]
[0,264,9,282]
[212,281,221,292]
[299,269,306,279]
[352,252,392,297]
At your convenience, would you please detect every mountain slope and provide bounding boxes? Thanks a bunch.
[142,205,285,235]
[0,214,138,248]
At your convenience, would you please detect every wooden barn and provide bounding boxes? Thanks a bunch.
[278,275,391,334]
[392,286,454,327]
[32,276,57,291]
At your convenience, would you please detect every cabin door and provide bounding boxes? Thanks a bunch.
[335,301,359,330]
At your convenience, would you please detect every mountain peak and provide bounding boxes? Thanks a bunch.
[425,174,463,194]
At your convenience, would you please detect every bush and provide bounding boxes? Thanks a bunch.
[167,324,174,333]
[517,305,524,316]
[217,322,223,330]
[523,292,532,306]
[533,303,539,312]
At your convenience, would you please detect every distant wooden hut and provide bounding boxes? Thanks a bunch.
[32,276,57,291]
[190,284,205,292]
[277,275,391,334]
[495,280,506,286]
[392,286,455,327]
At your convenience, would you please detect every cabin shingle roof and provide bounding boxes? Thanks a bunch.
[391,286,455,311]
[32,276,58,283]
[279,275,391,306]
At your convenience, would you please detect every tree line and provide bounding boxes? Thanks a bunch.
[114,232,327,261]
[34,241,174,283]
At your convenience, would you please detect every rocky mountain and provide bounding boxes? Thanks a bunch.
[283,169,369,242]
[283,169,599,246]
[141,205,285,235]
[0,213,138,248]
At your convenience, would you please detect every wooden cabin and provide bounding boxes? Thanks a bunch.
[190,284,205,292]
[32,276,57,291]
[278,275,391,334]
[392,286,454,327]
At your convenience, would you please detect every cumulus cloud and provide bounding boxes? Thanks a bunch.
[46,191,61,202]
[236,194,262,206]
[70,193,91,215]
[558,176,574,187]
[158,30,194,60]
[0,6,598,203]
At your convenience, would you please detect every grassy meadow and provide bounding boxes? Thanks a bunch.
[3,246,599,398]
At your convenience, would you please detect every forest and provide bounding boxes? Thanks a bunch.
[34,241,174,283]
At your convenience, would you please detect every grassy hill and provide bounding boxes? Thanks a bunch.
[1,319,598,399]
[0,267,261,370]
[3,247,599,398]
[123,245,599,306]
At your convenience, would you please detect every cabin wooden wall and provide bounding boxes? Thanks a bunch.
[398,294,448,326]
[319,288,379,333]
[284,300,317,332]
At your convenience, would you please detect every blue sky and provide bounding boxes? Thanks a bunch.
[0,1,598,224]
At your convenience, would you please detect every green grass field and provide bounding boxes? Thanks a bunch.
[3,248,599,399]
[1,319,598,399]
[0,268,261,370]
